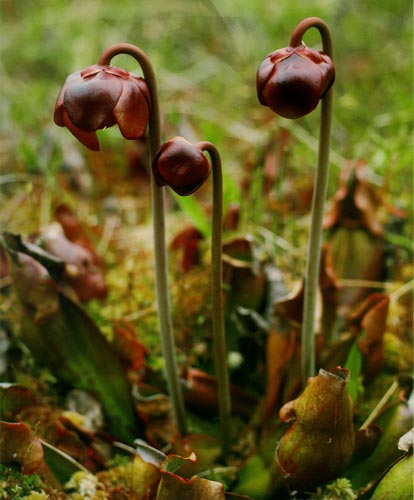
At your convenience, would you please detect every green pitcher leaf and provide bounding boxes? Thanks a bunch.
[3,235,143,444]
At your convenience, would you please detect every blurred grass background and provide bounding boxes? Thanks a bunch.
[0,0,412,234]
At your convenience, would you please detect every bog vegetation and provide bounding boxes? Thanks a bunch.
[0,1,412,499]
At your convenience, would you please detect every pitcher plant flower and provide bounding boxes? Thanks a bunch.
[54,43,187,436]
[153,137,231,459]
[54,64,151,151]
[257,17,335,384]
[257,41,334,119]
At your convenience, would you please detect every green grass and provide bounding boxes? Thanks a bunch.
[0,0,412,234]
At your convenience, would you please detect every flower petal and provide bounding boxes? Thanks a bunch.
[264,53,323,118]
[62,109,100,151]
[64,73,122,131]
[54,71,83,126]
[80,64,103,78]
[113,77,150,140]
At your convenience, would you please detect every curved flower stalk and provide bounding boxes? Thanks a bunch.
[54,43,187,436]
[257,17,335,383]
[153,137,232,458]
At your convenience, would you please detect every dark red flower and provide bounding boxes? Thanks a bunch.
[257,44,334,119]
[54,64,151,151]
[152,137,211,196]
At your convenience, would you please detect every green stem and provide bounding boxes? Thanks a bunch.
[289,19,334,384]
[98,44,187,436]
[359,380,399,431]
[198,141,231,459]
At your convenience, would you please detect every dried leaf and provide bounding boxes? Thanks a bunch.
[350,293,389,383]
[0,383,35,420]
[323,160,383,237]
[0,421,44,474]
[263,328,295,423]
[170,225,203,272]
[184,368,256,418]
[112,321,147,373]
[320,244,341,346]
[323,162,386,312]
[222,237,267,312]
[41,223,108,302]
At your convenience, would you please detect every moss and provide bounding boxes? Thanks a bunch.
[0,466,42,499]
[0,465,64,500]
[310,477,357,500]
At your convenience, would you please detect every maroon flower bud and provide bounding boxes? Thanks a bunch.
[54,64,151,151]
[257,43,335,119]
[152,137,211,196]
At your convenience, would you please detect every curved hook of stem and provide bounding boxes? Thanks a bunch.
[289,20,334,385]
[289,17,333,57]
[99,43,187,436]
[198,141,231,459]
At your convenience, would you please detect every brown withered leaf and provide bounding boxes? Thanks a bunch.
[222,237,267,312]
[223,203,240,231]
[40,223,108,302]
[349,293,389,384]
[267,254,337,424]
[184,367,256,419]
[0,383,35,420]
[112,320,147,374]
[323,160,382,237]
[324,160,386,312]
[4,241,60,324]
[0,420,44,474]
[17,405,105,471]
[263,326,298,424]
[320,293,389,385]
[263,281,304,421]
[320,243,341,347]
[264,246,342,422]
[170,225,203,272]
[54,204,102,259]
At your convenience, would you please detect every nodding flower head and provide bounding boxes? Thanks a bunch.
[152,137,211,196]
[257,43,334,119]
[54,64,151,151]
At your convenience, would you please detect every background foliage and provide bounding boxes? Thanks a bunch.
[0,0,412,229]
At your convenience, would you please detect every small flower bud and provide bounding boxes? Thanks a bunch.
[152,137,211,196]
